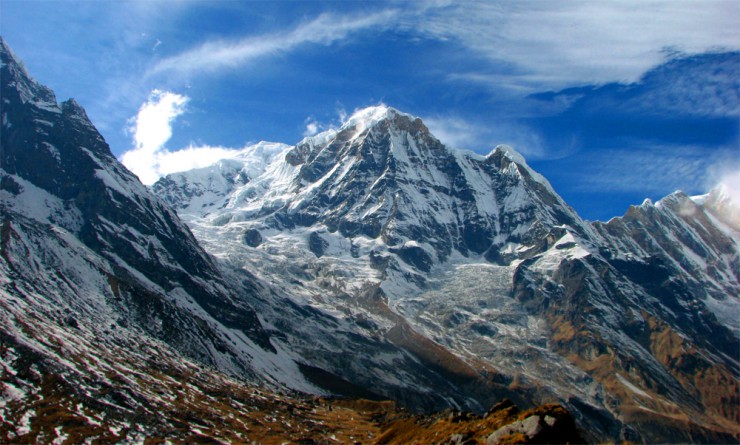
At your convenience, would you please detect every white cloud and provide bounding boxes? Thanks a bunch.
[573,145,739,196]
[336,107,348,125]
[121,90,239,184]
[301,106,354,138]
[700,161,740,228]
[156,145,240,176]
[121,90,188,184]
[719,168,740,206]
[149,9,398,77]
[423,116,486,150]
[303,117,322,137]
[423,114,554,160]
[410,0,740,89]
[708,158,740,203]
[131,90,187,155]
[146,1,738,88]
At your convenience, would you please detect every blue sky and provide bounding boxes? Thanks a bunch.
[2,0,738,220]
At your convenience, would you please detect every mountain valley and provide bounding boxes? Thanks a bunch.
[1,37,738,444]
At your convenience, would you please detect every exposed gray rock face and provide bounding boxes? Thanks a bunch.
[487,415,543,444]
[274,108,584,267]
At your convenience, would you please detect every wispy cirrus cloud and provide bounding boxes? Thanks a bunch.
[424,114,552,159]
[301,105,352,138]
[423,116,485,150]
[145,1,738,89]
[149,9,398,77]
[571,145,738,195]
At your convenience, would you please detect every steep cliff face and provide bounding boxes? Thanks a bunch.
[0,36,321,398]
[0,39,536,437]
[154,106,600,413]
[1,38,572,444]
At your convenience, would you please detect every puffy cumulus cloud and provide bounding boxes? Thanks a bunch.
[155,145,240,177]
[120,90,238,184]
[131,90,187,154]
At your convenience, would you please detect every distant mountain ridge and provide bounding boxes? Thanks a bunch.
[2,36,738,443]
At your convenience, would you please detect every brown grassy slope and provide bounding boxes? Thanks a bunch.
[1,329,584,445]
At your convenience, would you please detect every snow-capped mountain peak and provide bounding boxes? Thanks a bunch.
[157,103,587,270]
[343,104,397,129]
[151,97,740,441]
[295,105,428,153]
[489,143,526,164]
[486,143,560,197]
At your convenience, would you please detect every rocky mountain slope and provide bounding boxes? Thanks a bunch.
[154,104,739,443]
[0,35,330,442]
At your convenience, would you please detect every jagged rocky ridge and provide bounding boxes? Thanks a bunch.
[1,35,738,443]
[154,105,739,443]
